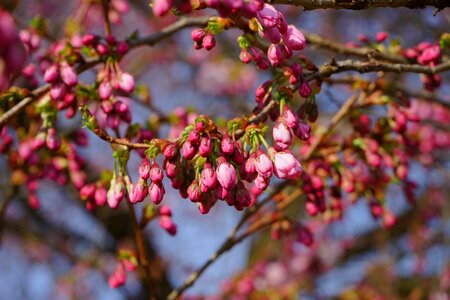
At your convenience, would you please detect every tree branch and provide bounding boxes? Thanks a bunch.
[130,16,211,48]
[304,32,407,64]
[306,59,450,81]
[266,0,450,10]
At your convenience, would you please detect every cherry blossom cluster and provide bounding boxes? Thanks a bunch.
[108,249,138,288]
[110,113,304,214]
[404,42,442,91]
[238,4,307,69]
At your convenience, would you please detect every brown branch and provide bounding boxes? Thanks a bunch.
[126,200,158,300]
[92,125,150,149]
[130,16,211,48]
[167,211,283,300]
[325,76,450,110]
[303,93,364,159]
[304,32,407,64]
[102,0,112,36]
[266,0,450,10]
[306,59,450,82]
[0,85,49,128]
[0,185,18,245]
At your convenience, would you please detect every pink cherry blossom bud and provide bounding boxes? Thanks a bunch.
[163,142,178,160]
[255,80,271,103]
[80,183,96,201]
[358,34,368,43]
[98,80,112,100]
[417,45,440,65]
[273,122,292,150]
[273,151,302,179]
[149,162,164,183]
[152,0,173,16]
[81,34,96,46]
[181,140,196,160]
[188,129,200,144]
[50,82,66,100]
[221,135,234,155]
[239,49,252,63]
[235,183,251,209]
[396,164,408,180]
[256,4,279,28]
[370,201,383,218]
[311,176,323,190]
[122,259,136,272]
[215,184,229,200]
[202,33,216,50]
[96,43,108,55]
[94,186,107,206]
[105,35,116,44]
[107,179,124,209]
[118,72,134,93]
[404,48,418,59]
[171,175,183,189]
[277,12,288,33]
[291,63,303,76]
[305,201,319,216]
[139,159,151,180]
[366,151,381,167]
[299,82,312,98]
[188,180,201,202]
[294,120,311,141]
[159,215,177,235]
[46,128,61,151]
[44,64,59,83]
[382,209,396,228]
[216,160,237,190]
[249,46,264,62]
[375,31,388,43]
[28,193,40,210]
[164,159,177,179]
[130,179,148,204]
[281,105,298,128]
[60,63,78,87]
[108,263,126,288]
[254,174,269,190]
[149,182,165,204]
[243,153,257,178]
[297,225,313,246]
[259,26,281,44]
[201,163,217,191]
[191,29,206,42]
[232,147,245,165]
[159,205,172,216]
[267,43,287,67]
[117,42,129,55]
[256,59,269,70]
[199,136,212,157]
[255,151,273,178]
[198,193,216,214]
[284,25,306,51]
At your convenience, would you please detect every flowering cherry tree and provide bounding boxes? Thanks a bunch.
[0,0,450,299]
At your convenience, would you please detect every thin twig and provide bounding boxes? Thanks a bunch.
[102,0,112,36]
[305,59,450,82]
[304,32,407,64]
[0,185,18,245]
[167,211,283,300]
[303,93,364,159]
